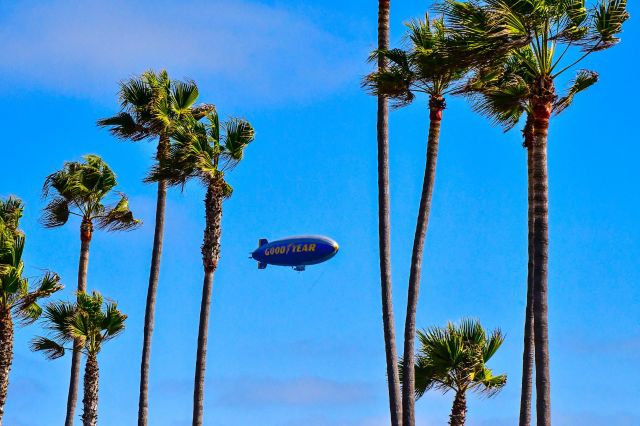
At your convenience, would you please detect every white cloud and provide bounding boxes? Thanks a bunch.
[213,376,374,407]
[0,0,366,104]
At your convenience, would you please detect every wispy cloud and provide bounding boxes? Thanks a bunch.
[0,0,366,104]
[214,376,374,407]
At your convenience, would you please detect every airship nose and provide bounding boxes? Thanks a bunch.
[332,242,339,253]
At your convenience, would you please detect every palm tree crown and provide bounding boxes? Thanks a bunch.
[149,109,256,192]
[32,291,126,359]
[0,197,63,323]
[441,0,628,102]
[410,319,507,398]
[97,70,213,142]
[365,14,468,109]
[42,154,140,233]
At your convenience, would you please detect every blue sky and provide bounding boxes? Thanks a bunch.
[1,0,639,425]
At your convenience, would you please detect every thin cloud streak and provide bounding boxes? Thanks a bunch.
[213,376,375,407]
[0,0,366,104]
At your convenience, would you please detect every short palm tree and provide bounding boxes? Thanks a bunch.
[365,15,468,426]
[461,52,598,425]
[375,0,403,423]
[42,154,139,426]
[404,319,506,426]
[32,291,126,426]
[442,1,628,422]
[98,70,213,426]
[0,197,63,425]
[148,109,255,426]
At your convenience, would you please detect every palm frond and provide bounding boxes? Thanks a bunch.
[31,336,66,360]
[222,119,255,164]
[171,80,199,115]
[554,69,599,115]
[40,197,70,228]
[95,195,141,231]
[97,112,149,141]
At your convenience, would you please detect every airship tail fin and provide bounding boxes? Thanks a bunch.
[258,238,268,248]
[258,261,267,269]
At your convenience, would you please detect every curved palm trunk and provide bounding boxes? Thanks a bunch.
[449,391,467,426]
[531,96,552,426]
[138,135,170,426]
[192,183,223,426]
[519,116,535,426]
[0,311,13,426]
[377,1,402,425]
[402,97,445,426]
[66,220,92,426]
[81,354,99,426]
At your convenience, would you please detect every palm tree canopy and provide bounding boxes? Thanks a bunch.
[403,318,507,399]
[0,197,64,323]
[439,0,628,82]
[147,109,255,192]
[460,48,600,132]
[364,14,469,107]
[32,291,126,360]
[41,154,141,231]
[97,70,214,142]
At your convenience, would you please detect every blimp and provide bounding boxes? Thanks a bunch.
[251,235,339,271]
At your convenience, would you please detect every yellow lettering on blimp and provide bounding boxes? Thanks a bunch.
[265,243,317,256]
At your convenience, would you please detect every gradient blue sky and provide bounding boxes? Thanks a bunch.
[1,1,639,425]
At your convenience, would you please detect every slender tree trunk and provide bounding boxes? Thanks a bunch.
[402,97,445,426]
[376,1,402,425]
[0,311,14,426]
[66,220,92,426]
[449,391,467,426]
[81,354,99,426]
[531,87,553,425]
[192,183,223,426]
[138,135,170,426]
[519,115,535,426]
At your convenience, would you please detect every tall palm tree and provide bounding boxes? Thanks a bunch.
[0,197,63,425]
[442,2,628,422]
[375,0,403,423]
[461,54,598,425]
[403,319,507,426]
[32,291,127,426]
[365,16,468,425]
[42,155,139,426]
[148,110,255,426]
[97,71,213,426]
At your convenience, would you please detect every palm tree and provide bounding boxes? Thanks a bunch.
[404,319,506,426]
[148,109,255,426]
[0,197,64,426]
[460,54,598,425]
[442,2,628,422]
[41,155,139,426]
[32,291,127,426]
[97,70,213,426]
[375,0,403,423]
[365,15,468,425]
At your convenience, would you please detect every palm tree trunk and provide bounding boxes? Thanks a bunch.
[531,97,552,426]
[449,391,467,426]
[402,97,445,426]
[138,135,170,426]
[0,310,13,426]
[519,115,535,426]
[81,354,99,426]
[66,220,92,426]
[192,183,223,426]
[377,1,402,425]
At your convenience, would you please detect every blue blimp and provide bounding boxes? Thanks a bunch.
[251,235,339,271]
